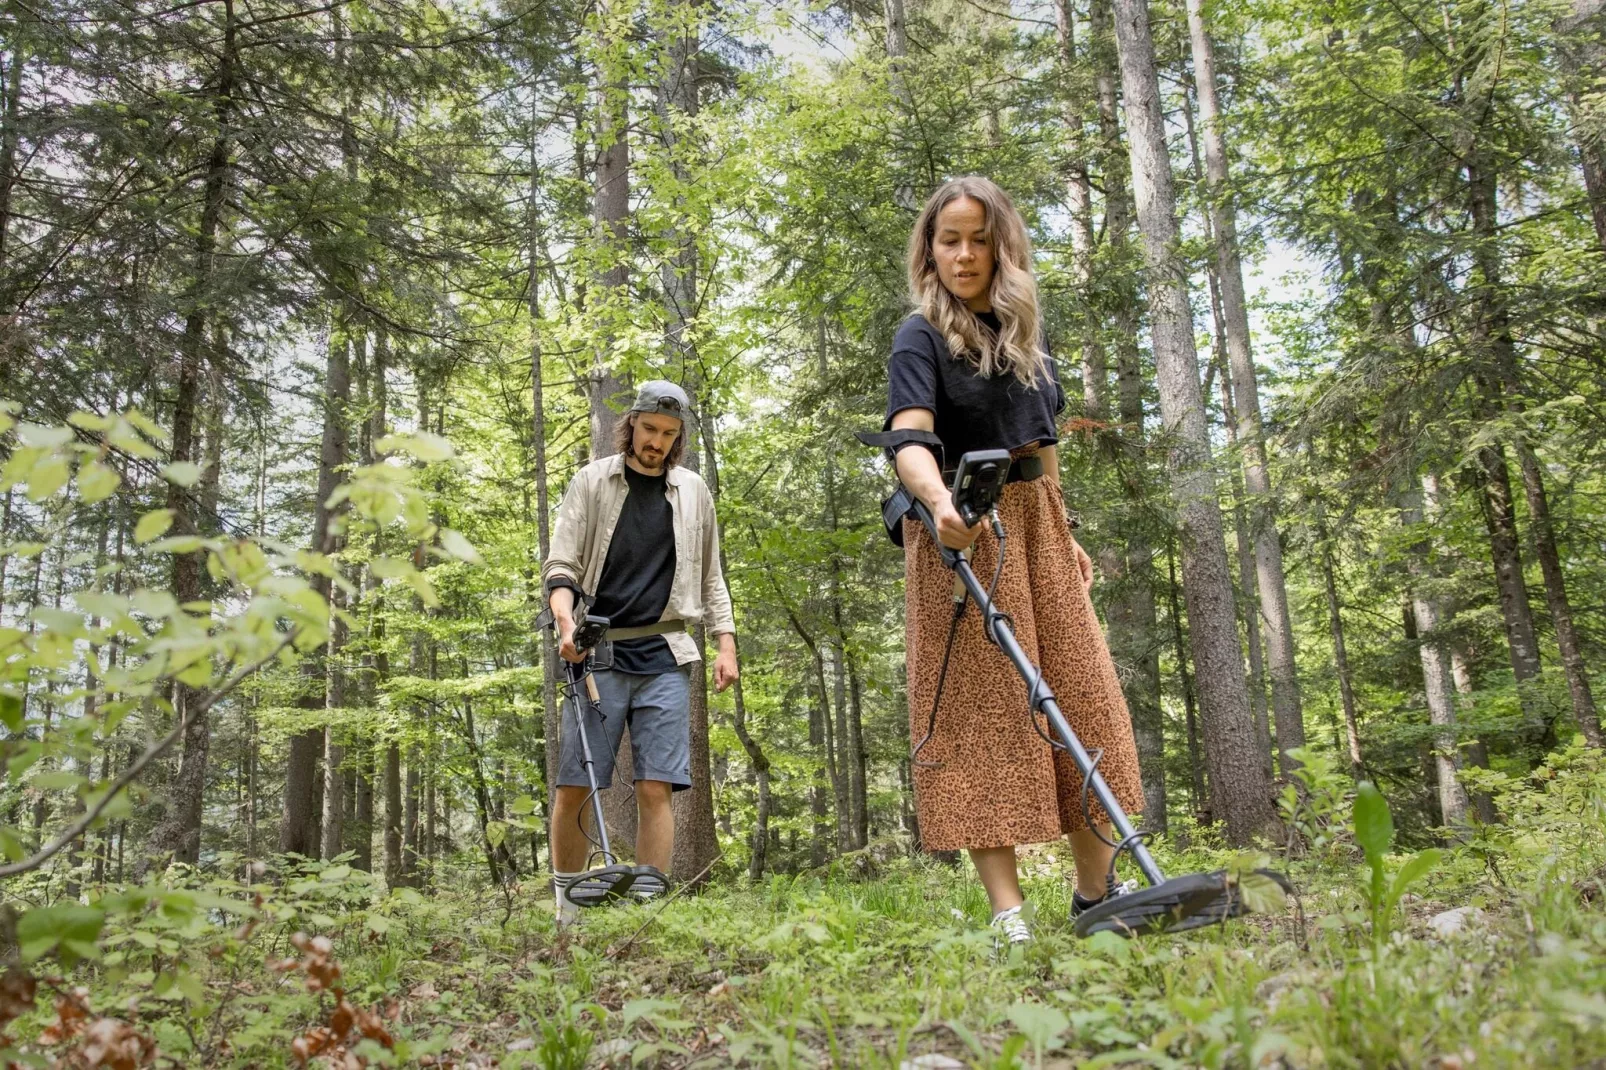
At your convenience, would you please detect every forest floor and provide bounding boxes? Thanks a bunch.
[9,750,1606,1069]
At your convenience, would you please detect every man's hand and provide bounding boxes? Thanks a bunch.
[556,615,585,663]
[932,498,984,551]
[713,634,739,693]
[549,586,586,663]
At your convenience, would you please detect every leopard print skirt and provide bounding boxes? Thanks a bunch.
[903,472,1145,851]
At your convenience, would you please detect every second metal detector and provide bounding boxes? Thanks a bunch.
[556,607,671,909]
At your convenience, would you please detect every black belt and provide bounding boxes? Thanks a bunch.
[942,453,1043,486]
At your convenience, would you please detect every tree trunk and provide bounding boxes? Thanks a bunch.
[321,580,348,860]
[1055,0,1105,417]
[1399,478,1471,835]
[1167,537,1207,819]
[1557,1,1606,248]
[588,12,638,852]
[1511,442,1602,747]
[1449,641,1501,824]
[588,0,632,453]
[1185,0,1305,773]
[1181,69,1275,785]
[528,109,562,854]
[385,739,404,888]
[1314,502,1363,779]
[0,13,25,317]
[144,0,238,868]
[1464,153,1550,743]
[659,26,721,886]
[1112,0,1278,844]
[282,315,349,856]
[1091,0,1166,830]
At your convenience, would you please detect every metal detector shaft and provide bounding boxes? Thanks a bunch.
[567,660,616,867]
[911,498,1166,888]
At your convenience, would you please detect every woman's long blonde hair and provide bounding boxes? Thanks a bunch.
[907,176,1048,386]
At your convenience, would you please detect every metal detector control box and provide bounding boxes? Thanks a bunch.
[951,449,1012,527]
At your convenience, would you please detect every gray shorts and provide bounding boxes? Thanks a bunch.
[558,667,692,792]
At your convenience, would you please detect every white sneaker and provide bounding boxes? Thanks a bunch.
[990,905,1032,955]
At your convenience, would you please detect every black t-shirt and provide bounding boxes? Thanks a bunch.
[589,464,678,675]
[883,311,1065,466]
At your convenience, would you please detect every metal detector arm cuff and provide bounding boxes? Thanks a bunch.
[854,428,945,470]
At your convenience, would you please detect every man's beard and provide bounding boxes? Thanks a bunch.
[630,443,666,471]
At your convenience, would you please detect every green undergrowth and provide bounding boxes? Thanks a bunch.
[7,746,1606,1068]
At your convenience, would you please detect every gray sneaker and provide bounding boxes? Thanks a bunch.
[990,905,1032,955]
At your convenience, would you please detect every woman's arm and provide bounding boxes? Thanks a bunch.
[891,408,983,550]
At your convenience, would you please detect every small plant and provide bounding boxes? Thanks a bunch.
[1353,782,1441,949]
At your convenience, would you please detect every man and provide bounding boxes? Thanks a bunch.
[541,380,738,925]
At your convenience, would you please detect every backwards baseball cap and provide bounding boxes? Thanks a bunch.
[629,380,690,420]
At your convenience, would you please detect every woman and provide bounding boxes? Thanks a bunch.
[885,176,1145,950]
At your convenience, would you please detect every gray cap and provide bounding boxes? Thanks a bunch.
[629,380,690,419]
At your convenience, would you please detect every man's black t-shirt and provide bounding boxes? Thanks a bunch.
[589,463,678,675]
[883,311,1065,466]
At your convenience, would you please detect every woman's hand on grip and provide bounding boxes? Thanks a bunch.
[933,499,983,550]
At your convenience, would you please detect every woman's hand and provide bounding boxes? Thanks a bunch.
[933,498,984,550]
[1074,540,1094,591]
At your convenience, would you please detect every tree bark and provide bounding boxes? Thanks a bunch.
[1090,0,1166,830]
[1314,501,1363,779]
[1112,0,1278,843]
[144,0,238,868]
[1181,68,1276,786]
[1556,1,1606,248]
[282,314,349,856]
[1185,0,1305,773]
[658,22,721,885]
[1511,441,1602,747]
[1399,477,1471,835]
[0,12,25,318]
[1055,0,1105,418]
[1166,537,1206,819]
[525,128,562,855]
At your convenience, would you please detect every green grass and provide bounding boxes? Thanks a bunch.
[8,749,1606,1068]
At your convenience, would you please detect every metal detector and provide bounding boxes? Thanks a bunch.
[555,607,671,909]
[907,450,1291,937]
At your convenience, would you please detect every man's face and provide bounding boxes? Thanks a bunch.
[631,412,681,470]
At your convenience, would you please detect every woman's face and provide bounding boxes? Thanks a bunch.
[931,195,995,313]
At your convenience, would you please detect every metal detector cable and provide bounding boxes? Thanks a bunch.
[912,513,1008,767]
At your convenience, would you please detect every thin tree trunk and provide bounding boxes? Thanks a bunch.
[1557,1,1606,248]
[1180,71,1275,785]
[1399,479,1470,835]
[1112,0,1278,843]
[1166,537,1206,819]
[1512,441,1602,747]
[145,0,238,868]
[1314,501,1363,779]
[1091,0,1166,830]
[0,14,25,318]
[588,11,638,852]
[1055,0,1105,417]
[321,580,347,860]
[1449,641,1501,824]
[527,112,562,857]
[1464,150,1550,744]
[1185,0,1305,772]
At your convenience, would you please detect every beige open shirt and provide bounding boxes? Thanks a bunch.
[540,454,736,665]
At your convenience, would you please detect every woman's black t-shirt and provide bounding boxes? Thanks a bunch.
[883,311,1065,467]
